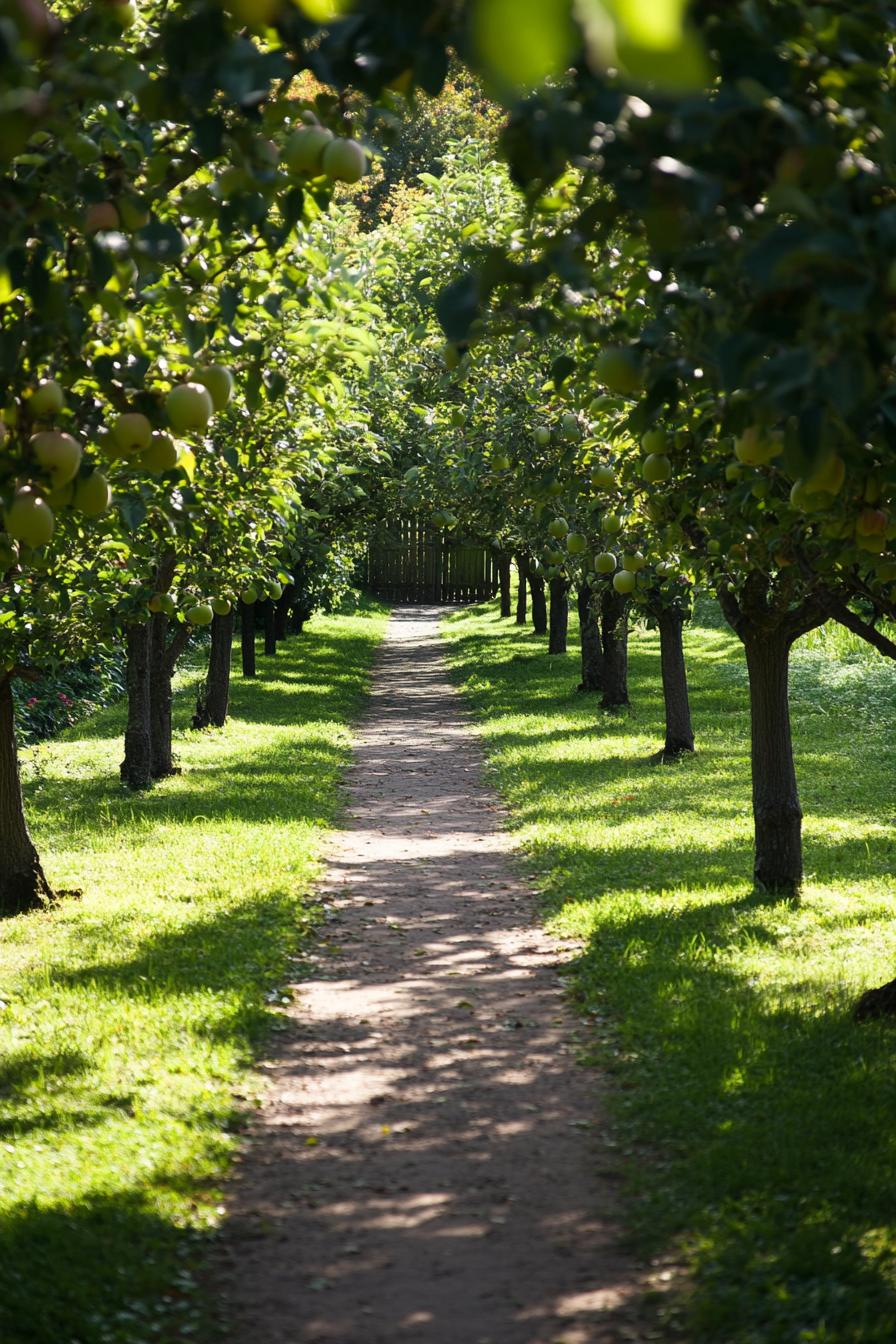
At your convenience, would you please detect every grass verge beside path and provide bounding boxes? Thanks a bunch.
[444,599,896,1344]
[0,599,388,1344]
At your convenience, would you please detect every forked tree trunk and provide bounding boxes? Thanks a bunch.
[743,631,802,893]
[263,599,277,656]
[497,553,512,617]
[515,553,528,625]
[548,577,569,654]
[600,589,630,709]
[240,598,256,677]
[274,585,294,641]
[657,608,695,759]
[0,673,52,915]
[121,622,153,790]
[577,586,603,692]
[528,572,547,635]
[193,611,234,730]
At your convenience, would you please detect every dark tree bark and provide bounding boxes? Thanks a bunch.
[120,622,153,790]
[548,576,569,654]
[716,573,826,894]
[515,553,528,625]
[0,673,52,915]
[497,553,512,617]
[262,599,277,656]
[274,584,294,641]
[742,630,803,893]
[193,611,234,730]
[148,614,190,780]
[600,588,630,709]
[528,571,547,635]
[240,598,256,677]
[656,608,695,759]
[855,979,896,1022]
[577,586,603,692]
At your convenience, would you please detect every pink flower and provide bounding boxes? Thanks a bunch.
[26,697,38,707]
[58,692,72,704]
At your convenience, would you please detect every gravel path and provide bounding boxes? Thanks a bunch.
[213,607,646,1343]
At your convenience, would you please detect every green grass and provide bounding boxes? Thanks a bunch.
[0,599,388,1344]
[443,597,896,1344]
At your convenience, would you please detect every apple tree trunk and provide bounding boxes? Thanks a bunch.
[600,589,630,709]
[274,585,294,641]
[743,631,803,893]
[149,613,175,779]
[120,622,153,790]
[657,608,695,759]
[240,599,256,678]
[193,611,234,730]
[0,673,52,915]
[577,586,603,692]
[263,599,277,656]
[528,572,547,635]
[515,553,528,625]
[497,553,512,617]
[548,577,569,654]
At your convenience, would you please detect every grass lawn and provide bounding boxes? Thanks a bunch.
[0,599,387,1344]
[443,596,896,1344]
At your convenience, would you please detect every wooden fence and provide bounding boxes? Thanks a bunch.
[367,518,499,604]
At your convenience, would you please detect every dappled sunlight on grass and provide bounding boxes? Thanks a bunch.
[444,599,896,1343]
[0,601,388,1344]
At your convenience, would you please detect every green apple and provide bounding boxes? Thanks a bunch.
[613,569,636,595]
[321,137,367,184]
[28,379,64,418]
[533,426,551,447]
[594,347,641,396]
[185,603,214,626]
[559,412,580,442]
[640,428,667,455]
[166,382,214,433]
[31,430,82,485]
[240,585,258,605]
[803,452,846,497]
[622,551,646,573]
[139,432,179,474]
[212,598,232,616]
[111,411,152,454]
[73,471,112,515]
[602,511,622,535]
[595,551,617,574]
[267,580,283,601]
[643,453,672,483]
[196,365,234,412]
[734,425,783,467]
[283,126,334,175]
[566,532,587,555]
[547,516,569,539]
[591,463,616,490]
[5,488,54,547]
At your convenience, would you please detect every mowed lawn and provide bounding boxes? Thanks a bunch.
[0,601,387,1344]
[444,598,896,1344]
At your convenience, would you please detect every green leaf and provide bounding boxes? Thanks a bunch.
[472,0,577,93]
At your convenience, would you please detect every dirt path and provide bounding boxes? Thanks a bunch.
[214,607,646,1343]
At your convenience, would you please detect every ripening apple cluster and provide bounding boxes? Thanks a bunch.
[0,365,234,567]
[148,576,286,628]
[282,113,368,186]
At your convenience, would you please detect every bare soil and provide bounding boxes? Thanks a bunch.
[212,608,649,1343]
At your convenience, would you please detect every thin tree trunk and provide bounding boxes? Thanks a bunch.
[600,589,630,709]
[240,598,256,677]
[0,673,52,915]
[121,622,153,790]
[548,577,569,654]
[263,599,277,656]
[657,608,695,759]
[743,631,802,893]
[149,612,176,779]
[193,611,234,730]
[577,585,603,691]
[497,553,512,617]
[515,553,528,625]
[274,585,294,641]
[528,571,547,635]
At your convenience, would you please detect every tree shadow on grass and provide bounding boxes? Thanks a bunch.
[562,890,896,1341]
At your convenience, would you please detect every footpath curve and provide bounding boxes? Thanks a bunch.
[214,606,645,1344]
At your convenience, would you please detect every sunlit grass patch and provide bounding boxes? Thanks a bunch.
[444,598,896,1344]
[0,600,388,1344]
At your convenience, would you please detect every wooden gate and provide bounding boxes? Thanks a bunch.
[367,518,498,604]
